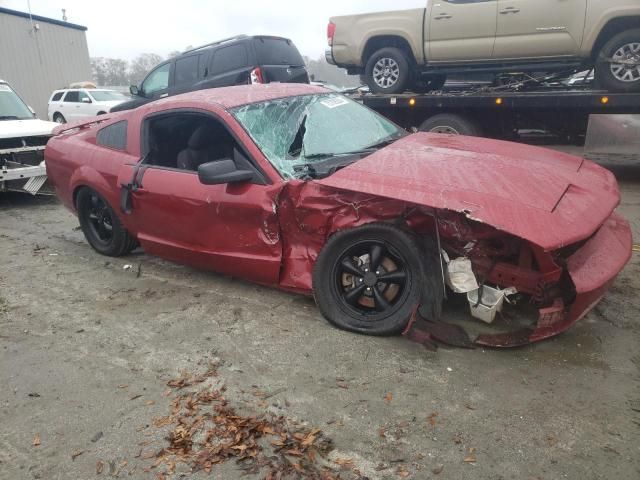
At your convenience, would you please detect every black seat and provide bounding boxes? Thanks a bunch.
[177,125,232,171]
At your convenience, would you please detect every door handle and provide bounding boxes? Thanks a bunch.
[500,7,520,14]
[435,13,452,19]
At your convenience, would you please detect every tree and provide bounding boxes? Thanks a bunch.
[129,53,164,86]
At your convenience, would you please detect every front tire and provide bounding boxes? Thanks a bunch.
[313,223,427,336]
[365,47,412,94]
[77,188,137,257]
[595,29,640,93]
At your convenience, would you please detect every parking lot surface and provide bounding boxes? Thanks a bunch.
[1,152,639,479]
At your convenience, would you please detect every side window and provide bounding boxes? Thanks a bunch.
[210,45,248,76]
[51,92,64,101]
[78,91,90,103]
[64,91,79,102]
[142,63,171,94]
[97,121,128,151]
[175,55,200,86]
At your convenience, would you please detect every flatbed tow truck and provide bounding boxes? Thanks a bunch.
[349,74,640,147]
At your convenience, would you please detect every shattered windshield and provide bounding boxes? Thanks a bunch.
[0,84,33,120]
[232,93,405,179]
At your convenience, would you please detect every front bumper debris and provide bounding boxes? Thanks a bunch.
[476,212,632,347]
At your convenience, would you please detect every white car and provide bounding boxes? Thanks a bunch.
[47,89,129,123]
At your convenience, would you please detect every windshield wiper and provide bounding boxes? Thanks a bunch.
[0,115,20,120]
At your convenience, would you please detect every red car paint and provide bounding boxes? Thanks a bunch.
[44,84,632,347]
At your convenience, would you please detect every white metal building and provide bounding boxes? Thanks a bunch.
[0,6,91,119]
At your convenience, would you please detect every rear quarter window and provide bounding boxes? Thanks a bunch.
[254,38,304,66]
[51,92,64,101]
[210,45,248,75]
[97,121,127,151]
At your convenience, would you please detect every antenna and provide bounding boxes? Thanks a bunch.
[62,8,68,22]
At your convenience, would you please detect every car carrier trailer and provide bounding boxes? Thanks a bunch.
[352,83,640,146]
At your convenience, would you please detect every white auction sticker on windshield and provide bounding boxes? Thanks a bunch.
[0,85,11,92]
[320,96,349,109]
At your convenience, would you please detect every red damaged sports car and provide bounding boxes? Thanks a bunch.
[45,84,632,347]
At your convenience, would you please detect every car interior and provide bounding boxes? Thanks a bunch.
[143,113,267,184]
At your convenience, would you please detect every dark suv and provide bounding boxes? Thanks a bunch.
[111,35,309,112]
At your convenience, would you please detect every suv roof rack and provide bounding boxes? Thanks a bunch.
[182,35,250,55]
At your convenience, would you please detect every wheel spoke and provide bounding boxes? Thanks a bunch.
[96,221,107,239]
[340,258,364,278]
[372,286,390,311]
[344,283,366,305]
[369,244,384,270]
[378,270,406,284]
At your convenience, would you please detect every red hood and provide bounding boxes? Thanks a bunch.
[316,133,620,250]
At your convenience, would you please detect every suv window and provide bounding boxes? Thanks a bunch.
[64,91,80,102]
[97,121,128,150]
[210,45,248,75]
[175,55,200,85]
[51,92,64,101]
[78,91,90,103]
[142,63,171,95]
[254,38,304,66]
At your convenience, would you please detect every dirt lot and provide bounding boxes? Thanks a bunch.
[1,151,639,480]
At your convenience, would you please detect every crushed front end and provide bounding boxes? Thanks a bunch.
[437,210,633,347]
[0,135,50,195]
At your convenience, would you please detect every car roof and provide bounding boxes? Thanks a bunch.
[160,83,330,110]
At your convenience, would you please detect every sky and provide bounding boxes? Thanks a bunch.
[0,0,424,60]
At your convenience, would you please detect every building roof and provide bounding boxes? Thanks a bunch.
[0,6,87,31]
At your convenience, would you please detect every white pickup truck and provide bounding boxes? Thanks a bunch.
[0,80,57,195]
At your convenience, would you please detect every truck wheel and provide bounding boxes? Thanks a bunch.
[53,113,66,124]
[365,47,411,94]
[77,188,137,257]
[419,114,482,136]
[313,223,433,336]
[595,29,640,93]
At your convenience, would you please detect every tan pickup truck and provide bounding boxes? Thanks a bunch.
[326,0,640,94]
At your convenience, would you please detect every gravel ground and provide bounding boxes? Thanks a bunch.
[1,149,639,480]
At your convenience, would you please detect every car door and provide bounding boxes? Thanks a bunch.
[427,0,498,62]
[493,0,587,59]
[61,90,81,121]
[76,90,95,118]
[168,54,202,96]
[140,62,173,100]
[207,44,251,87]
[115,112,282,285]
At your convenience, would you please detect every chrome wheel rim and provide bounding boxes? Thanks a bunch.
[372,58,400,89]
[610,42,640,83]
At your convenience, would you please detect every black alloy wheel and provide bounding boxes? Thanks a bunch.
[77,187,137,256]
[313,223,430,335]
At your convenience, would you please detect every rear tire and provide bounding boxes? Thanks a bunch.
[365,47,412,94]
[595,29,640,93]
[419,113,482,136]
[313,223,432,336]
[77,188,136,257]
[53,113,66,124]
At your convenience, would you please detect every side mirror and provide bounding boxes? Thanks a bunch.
[198,159,253,185]
[130,85,140,96]
[82,97,91,103]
